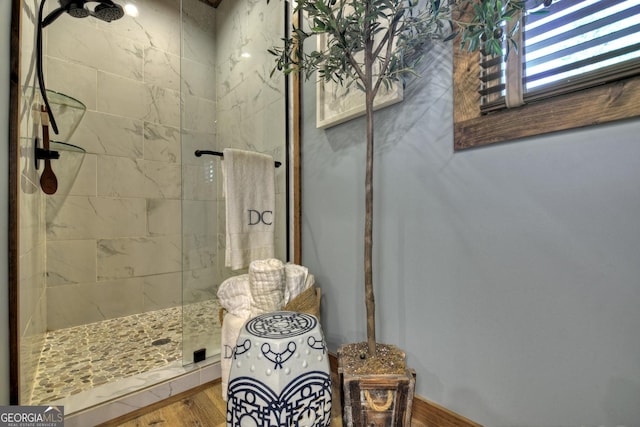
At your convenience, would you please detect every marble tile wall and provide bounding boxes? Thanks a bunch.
[23,0,286,350]
[42,0,217,330]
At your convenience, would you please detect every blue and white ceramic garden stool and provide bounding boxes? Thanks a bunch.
[226,311,332,427]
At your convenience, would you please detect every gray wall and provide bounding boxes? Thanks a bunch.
[1,0,11,405]
[302,43,640,425]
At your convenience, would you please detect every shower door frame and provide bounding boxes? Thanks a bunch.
[7,0,302,405]
[8,0,22,405]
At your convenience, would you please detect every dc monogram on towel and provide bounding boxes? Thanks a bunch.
[222,148,276,270]
[248,209,273,225]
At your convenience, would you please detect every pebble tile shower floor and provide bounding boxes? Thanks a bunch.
[30,300,221,405]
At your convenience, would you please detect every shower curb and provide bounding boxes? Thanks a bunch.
[59,359,221,427]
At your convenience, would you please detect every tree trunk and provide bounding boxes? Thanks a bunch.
[364,23,376,357]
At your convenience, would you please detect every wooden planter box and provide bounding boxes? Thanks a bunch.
[338,349,416,426]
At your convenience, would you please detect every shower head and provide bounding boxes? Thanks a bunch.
[67,1,91,18]
[42,0,125,27]
[94,2,125,22]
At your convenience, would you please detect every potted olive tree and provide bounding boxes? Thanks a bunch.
[269,0,525,424]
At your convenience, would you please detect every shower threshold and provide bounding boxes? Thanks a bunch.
[56,356,220,422]
[30,300,222,413]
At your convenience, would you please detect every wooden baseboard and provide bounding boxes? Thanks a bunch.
[411,396,483,427]
[329,353,483,427]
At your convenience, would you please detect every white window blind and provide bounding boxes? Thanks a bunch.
[480,0,640,113]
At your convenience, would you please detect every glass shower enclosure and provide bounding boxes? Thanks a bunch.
[180,0,288,364]
[11,0,289,413]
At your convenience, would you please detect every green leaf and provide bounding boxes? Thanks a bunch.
[443,31,459,42]
[314,1,331,14]
[488,38,502,55]
[265,0,525,100]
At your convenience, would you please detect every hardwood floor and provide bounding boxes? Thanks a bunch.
[93,351,482,427]
[101,379,343,427]
[101,377,428,427]
[106,382,228,427]
[99,352,470,427]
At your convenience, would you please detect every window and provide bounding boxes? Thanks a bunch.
[454,0,640,150]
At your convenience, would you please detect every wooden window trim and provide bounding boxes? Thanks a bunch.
[453,39,640,151]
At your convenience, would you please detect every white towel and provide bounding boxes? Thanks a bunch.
[217,274,251,318]
[284,263,310,304]
[248,258,285,317]
[220,312,249,401]
[222,148,275,270]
